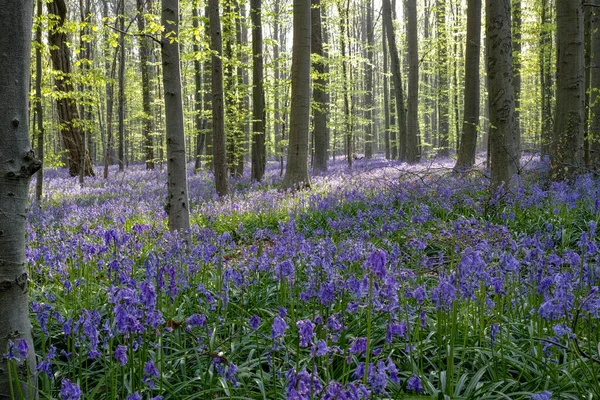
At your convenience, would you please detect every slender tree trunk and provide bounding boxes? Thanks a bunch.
[363,0,374,160]
[209,0,230,196]
[383,18,391,160]
[139,0,155,170]
[436,0,450,156]
[118,0,125,171]
[47,0,94,177]
[551,1,584,180]
[406,0,420,162]
[251,0,266,181]
[161,0,191,232]
[487,0,519,188]
[35,0,44,202]
[382,0,408,161]
[312,0,329,170]
[338,1,352,167]
[103,0,115,179]
[193,3,205,172]
[0,2,40,398]
[591,8,600,165]
[540,0,553,157]
[282,0,311,189]
[512,0,522,140]
[456,0,481,169]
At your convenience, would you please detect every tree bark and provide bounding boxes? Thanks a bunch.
[282,0,311,189]
[436,0,450,157]
[193,3,205,172]
[588,8,600,165]
[512,0,522,140]
[161,0,191,232]
[208,0,230,196]
[118,0,126,171]
[47,0,94,177]
[363,0,374,160]
[487,0,519,188]
[406,0,420,162]
[383,18,391,160]
[139,0,155,170]
[312,0,329,170]
[35,0,44,202]
[251,0,266,181]
[338,0,352,167]
[0,1,40,398]
[539,0,553,157]
[456,0,481,169]
[103,0,116,179]
[551,0,585,180]
[382,0,407,161]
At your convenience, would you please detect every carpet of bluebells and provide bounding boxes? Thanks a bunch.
[10,155,600,399]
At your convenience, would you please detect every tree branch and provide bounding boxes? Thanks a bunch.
[104,17,161,46]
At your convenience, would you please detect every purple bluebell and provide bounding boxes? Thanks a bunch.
[296,319,316,347]
[406,374,422,393]
[531,391,552,400]
[60,378,82,400]
[349,337,367,356]
[271,316,288,339]
[249,315,261,330]
[367,249,387,279]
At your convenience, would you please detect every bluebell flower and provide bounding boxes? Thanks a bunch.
[271,316,288,339]
[531,390,552,400]
[407,374,422,393]
[60,378,82,400]
[296,319,315,347]
[367,249,387,279]
[349,337,367,356]
[114,345,128,366]
[3,340,18,361]
[144,360,160,388]
[249,315,261,330]
[126,392,142,400]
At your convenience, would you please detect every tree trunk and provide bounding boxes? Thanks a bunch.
[406,0,420,162]
[338,1,352,167]
[118,0,126,171]
[487,0,519,188]
[512,0,522,140]
[282,0,311,189]
[591,9,600,166]
[312,0,329,170]
[0,2,40,398]
[383,18,391,160]
[103,0,116,179]
[539,0,553,157]
[47,0,94,177]
[551,1,584,180]
[193,3,205,172]
[363,0,374,160]
[208,0,230,196]
[139,0,155,170]
[382,0,407,161]
[456,0,481,169]
[35,0,44,202]
[436,0,450,157]
[161,0,191,232]
[251,0,266,181]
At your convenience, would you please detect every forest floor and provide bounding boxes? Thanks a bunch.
[19,154,600,399]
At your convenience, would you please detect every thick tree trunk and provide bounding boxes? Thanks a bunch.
[363,0,374,160]
[208,0,230,196]
[282,0,311,189]
[312,0,329,171]
[0,2,40,398]
[382,0,407,161]
[487,0,519,188]
[47,0,94,177]
[456,0,481,169]
[436,0,450,157]
[588,8,600,165]
[406,0,420,162]
[139,0,155,170]
[251,0,266,181]
[161,0,191,232]
[383,19,391,160]
[551,1,584,180]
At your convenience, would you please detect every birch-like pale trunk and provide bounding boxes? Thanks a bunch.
[0,1,40,398]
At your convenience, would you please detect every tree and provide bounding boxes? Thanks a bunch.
[363,0,374,160]
[487,0,519,188]
[0,1,40,397]
[282,0,311,189]
[539,0,553,157]
[138,0,155,170]
[512,0,522,137]
[312,0,329,171]
[251,0,266,181]
[118,0,126,171]
[193,2,205,172]
[406,0,420,162]
[436,0,450,157]
[35,0,44,201]
[209,0,230,196]
[455,0,481,169]
[47,0,94,177]
[591,7,600,165]
[551,1,585,180]
[161,0,191,232]
[382,0,408,161]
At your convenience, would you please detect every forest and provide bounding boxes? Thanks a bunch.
[1,0,600,399]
